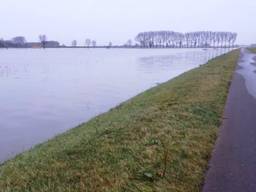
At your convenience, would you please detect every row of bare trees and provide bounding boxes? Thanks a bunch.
[135,31,237,48]
[71,40,114,48]
[71,39,97,47]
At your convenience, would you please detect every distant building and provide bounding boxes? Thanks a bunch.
[45,41,60,48]
[250,44,256,48]
[26,42,41,48]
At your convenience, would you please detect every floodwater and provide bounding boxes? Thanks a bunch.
[0,48,230,163]
[237,48,256,99]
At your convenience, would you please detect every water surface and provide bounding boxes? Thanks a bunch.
[0,48,229,163]
[237,49,256,99]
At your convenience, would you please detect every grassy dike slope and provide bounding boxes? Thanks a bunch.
[249,48,256,53]
[0,50,240,192]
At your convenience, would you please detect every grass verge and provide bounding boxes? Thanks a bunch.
[0,50,240,192]
[249,48,256,53]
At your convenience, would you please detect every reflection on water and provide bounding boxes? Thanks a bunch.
[237,49,256,99]
[0,48,230,163]
[138,49,229,72]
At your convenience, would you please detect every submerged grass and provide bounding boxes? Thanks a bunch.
[0,50,239,192]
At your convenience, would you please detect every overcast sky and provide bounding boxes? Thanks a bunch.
[0,0,255,45]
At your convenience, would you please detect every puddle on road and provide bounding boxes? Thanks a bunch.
[237,49,256,99]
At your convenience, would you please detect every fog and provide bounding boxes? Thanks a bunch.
[0,0,255,45]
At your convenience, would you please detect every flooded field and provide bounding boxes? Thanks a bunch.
[0,48,229,162]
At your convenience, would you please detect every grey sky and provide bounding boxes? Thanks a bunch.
[0,0,255,45]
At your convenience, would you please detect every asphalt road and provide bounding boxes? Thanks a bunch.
[203,49,256,192]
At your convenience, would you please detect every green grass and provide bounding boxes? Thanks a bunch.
[0,50,240,192]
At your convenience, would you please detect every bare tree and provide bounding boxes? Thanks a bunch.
[39,35,47,48]
[85,39,91,47]
[108,42,112,48]
[0,38,5,48]
[125,39,132,47]
[72,40,77,47]
[92,40,96,47]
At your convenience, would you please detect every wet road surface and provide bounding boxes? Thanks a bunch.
[203,49,256,192]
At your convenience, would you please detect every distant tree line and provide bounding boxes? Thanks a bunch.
[0,36,27,48]
[135,31,237,48]
[0,31,238,49]
[0,35,59,48]
[0,35,101,48]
